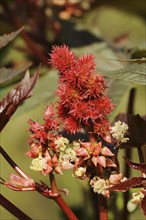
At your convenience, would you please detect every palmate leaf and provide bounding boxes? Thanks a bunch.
[0,66,40,132]
[102,63,146,85]
[124,157,146,174]
[0,27,23,49]
[0,62,32,87]
[108,177,146,192]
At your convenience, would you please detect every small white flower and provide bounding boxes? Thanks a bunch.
[30,156,47,171]
[55,137,69,151]
[73,141,80,149]
[74,167,86,178]
[130,191,144,205]
[59,148,77,162]
[111,121,129,143]
[90,177,109,197]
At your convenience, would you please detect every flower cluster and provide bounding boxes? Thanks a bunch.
[26,46,128,199]
[90,173,123,198]
[26,105,65,175]
[110,121,129,143]
[57,138,117,182]
[130,191,145,205]
[49,45,113,136]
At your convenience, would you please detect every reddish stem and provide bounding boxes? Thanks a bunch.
[49,173,78,220]
[49,173,59,195]
[0,194,32,220]
[98,195,108,220]
[54,195,78,220]
[89,134,108,220]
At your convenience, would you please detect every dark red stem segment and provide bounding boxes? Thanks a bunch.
[98,194,108,220]
[88,134,108,220]
[122,88,136,220]
[0,194,32,220]
[0,146,17,169]
[0,146,29,179]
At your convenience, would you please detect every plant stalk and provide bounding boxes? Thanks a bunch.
[49,173,78,220]
[89,133,108,220]
[0,194,32,220]
[54,195,78,220]
[122,88,136,220]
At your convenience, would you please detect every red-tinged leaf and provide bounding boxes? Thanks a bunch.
[108,177,146,192]
[124,157,146,174]
[0,27,24,49]
[0,66,40,132]
[141,196,146,216]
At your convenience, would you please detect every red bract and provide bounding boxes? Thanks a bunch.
[49,45,113,136]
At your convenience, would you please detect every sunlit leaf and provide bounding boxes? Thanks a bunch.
[0,27,23,49]
[0,62,32,87]
[0,66,40,132]
[101,63,146,85]
[106,58,146,64]
[15,68,58,115]
[80,6,145,48]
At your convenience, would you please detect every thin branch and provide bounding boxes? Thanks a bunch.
[54,195,78,220]
[49,173,78,220]
[122,88,136,220]
[88,133,108,220]
[0,146,30,179]
[0,194,32,220]
[49,173,59,195]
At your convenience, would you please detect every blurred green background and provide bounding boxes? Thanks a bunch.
[0,0,146,219]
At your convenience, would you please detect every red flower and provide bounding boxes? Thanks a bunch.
[64,116,81,134]
[49,45,76,74]
[49,45,114,136]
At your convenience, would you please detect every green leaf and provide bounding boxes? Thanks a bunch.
[0,27,23,49]
[80,6,145,48]
[108,79,133,121]
[102,63,146,85]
